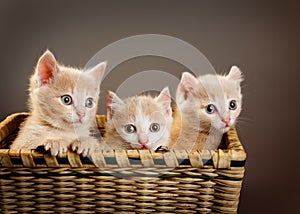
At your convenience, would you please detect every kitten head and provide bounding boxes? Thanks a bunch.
[30,50,106,128]
[177,66,243,133]
[106,87,173,149]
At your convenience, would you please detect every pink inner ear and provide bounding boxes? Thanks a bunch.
[165,106,171,116]
[181,82,193,100]
[180,73,197,100]
[228,66,242,81]
[182,87,189,100]
[37,51,57,85]
[38,63,54,84]
[157,91,172,116]
[106,94,113,118]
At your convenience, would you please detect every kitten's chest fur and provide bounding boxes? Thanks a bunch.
[37,117,92,138]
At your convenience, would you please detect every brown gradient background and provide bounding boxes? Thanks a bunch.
[0,0,299,213]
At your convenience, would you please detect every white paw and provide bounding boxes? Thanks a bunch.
[44,139,70,157]
[71,138,100,157]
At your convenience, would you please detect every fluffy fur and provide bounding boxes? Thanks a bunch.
[10,50,107,156]
[104,88,173,150]
[169,66,243,150]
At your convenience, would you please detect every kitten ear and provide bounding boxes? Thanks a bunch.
[36,50,58,85]
[156,87,172,116]
[179,72,198,100]
[227,65,243,82]
[86,61,107,84]
[106,91,124,119]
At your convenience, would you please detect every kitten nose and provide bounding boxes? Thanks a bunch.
[139,139,149,149]
[222,118,230,127]
[138,138,148,144]
[76,112,85,120]
[138,134,148,145]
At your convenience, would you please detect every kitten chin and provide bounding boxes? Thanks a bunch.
[104,87,173,150]
[11,50,107,156]
[170,66,243,150]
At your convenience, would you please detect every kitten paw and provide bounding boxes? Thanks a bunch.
[44,139,70,157]
[71,138,100,157]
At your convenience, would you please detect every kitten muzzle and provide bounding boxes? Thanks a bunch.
[138,137,149,150]
[76,112,85,123]
[222,118,230,128]
[140,144,148,150]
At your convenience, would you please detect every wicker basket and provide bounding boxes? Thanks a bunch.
[0,113,246,213]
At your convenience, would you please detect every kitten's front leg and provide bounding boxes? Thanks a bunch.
[44,139,71,157]
[71,137,103,157]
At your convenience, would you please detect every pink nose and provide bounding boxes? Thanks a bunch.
[223,118,230,127]
[77,112,85,121]
[139,139,148,145]
[139,139,148,150]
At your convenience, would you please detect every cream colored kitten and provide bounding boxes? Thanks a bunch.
[169,66,243,150]
[104,87,173,150]
[10,50,107,156]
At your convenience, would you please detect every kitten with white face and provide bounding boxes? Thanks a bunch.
[10,50,107,156]
[104,88,173,150]
[170,66,243,150]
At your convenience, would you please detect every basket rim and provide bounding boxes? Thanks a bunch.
[0,112,246,169]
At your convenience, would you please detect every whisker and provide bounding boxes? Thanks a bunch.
[241,92,251,97]
[235,119,252,126]
[235,121,251,126]
[235,115,253,123]
[237,117,254,122]
[241,83,250,89]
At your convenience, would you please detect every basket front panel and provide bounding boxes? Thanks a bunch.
[0,166,244,213]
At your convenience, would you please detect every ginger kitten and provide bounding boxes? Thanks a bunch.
[10,50,107,156]
[170,66,243,150]
[104,88,173,150]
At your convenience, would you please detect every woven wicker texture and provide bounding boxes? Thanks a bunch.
[0,113,246,213]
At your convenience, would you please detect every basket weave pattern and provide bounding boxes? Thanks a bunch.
[0,113,246,213]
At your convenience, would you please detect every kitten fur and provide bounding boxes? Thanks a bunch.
[104,87,173,150]
[10,50,107,156]
[169,66,243,150]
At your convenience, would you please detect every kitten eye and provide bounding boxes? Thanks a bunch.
[85,98,94,108]
[61,95,72,105]
[124,124,136,134]
[205,104,216,114]
[229,100,237,110]
[150,123,160,132]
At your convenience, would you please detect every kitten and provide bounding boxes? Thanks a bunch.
[169,66,243,150]
[104,87,173,150]
[10,50,107,156]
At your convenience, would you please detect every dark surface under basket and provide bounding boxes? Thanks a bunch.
[0,113,246,213]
